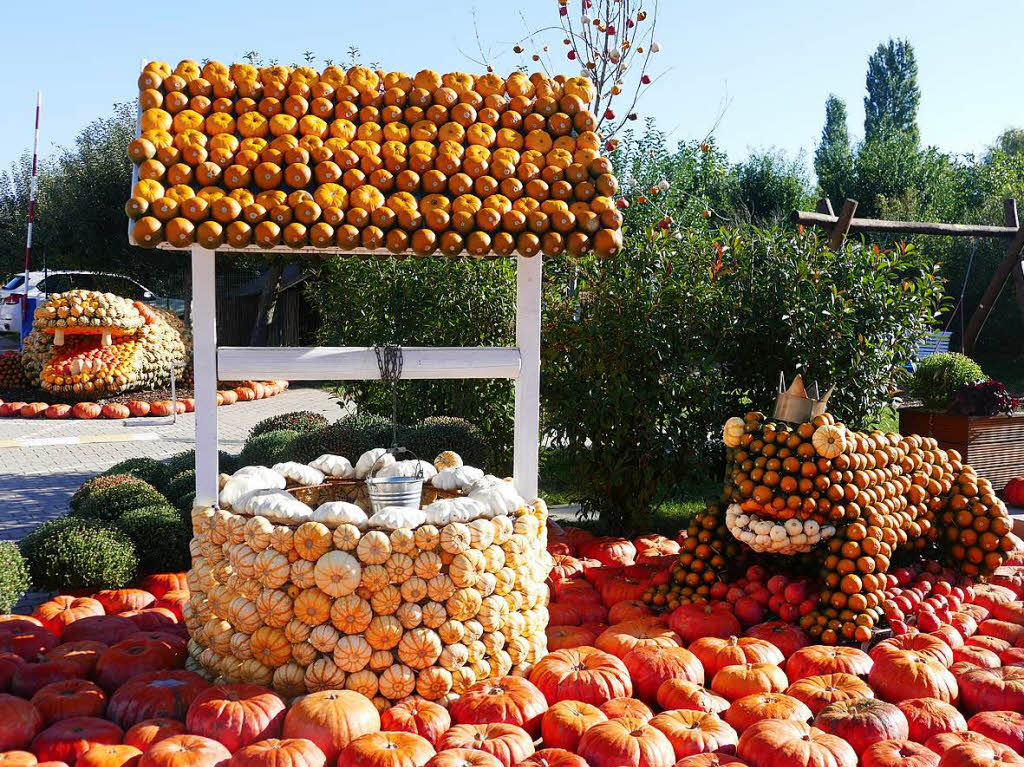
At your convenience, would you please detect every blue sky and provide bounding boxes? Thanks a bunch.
[0,0,1019,177]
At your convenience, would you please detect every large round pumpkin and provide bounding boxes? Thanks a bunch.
[515,749,588,767]
[967,711,1024,754]
[669,605,741,645]
[786,646,873,682]
[30,680,107,725]
[140,574,188,599]
[812,698,909,757]
[529,647,631,705]
[711,663,788,702]
[648,710,738,761]
[925,732,1006,758]
[437,723,534,767]
[339,732,434,767]
[380,698,450,748]
[30,717,123,767]
[282,690,381,763]
[723,693,812,734]
[744,622,809,660]
[32,599,104,639]
[11,662,83,700]
[935,742,1024,767]
[77,745,142,767]
[123,719,187,751]
[0,624,59,660]
[622,645,704,703]
[672,756,749,767]
[546,626,602,652]
[44,642,107,677]
[690,637,785,679]
[137,735,231,767]
[600,697,654,722]
[423,749,502,767]
[540,700,606,753]
[896,698,966,744]
[0,751,37,767]
[736,719,856,767]
[871,635,954,668]
[449,677,547,737]
[956,666,1024,714]
[0,693,44,749]
[860,740,938,767]
[576,718,675,767]
[95,639,181,692]
[656,679,729,715]
[868,653,958,705]
[93,590,155,615]
[61,617,137,646]
[595,619,682,659]
[784,674,873,716]
[106,671,211,729]
[185,684,287,752]
[227,738,326,767]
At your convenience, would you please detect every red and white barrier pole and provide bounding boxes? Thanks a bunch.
[22,91,41,345]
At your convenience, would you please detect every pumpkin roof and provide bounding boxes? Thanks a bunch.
[126,60,624,259]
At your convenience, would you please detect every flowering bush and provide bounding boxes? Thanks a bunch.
[949,378,1020,417]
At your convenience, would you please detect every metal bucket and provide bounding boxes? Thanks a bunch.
[365,475,424,513]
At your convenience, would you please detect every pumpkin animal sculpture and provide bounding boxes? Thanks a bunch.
[647,410,1018,645]
[21,290,189,398]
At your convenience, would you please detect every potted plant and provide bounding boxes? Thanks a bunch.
[899,353,1023,489]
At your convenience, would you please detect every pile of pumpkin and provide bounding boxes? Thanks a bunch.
[3,532,1024,767]
[126,60,625,258]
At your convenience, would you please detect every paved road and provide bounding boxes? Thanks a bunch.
[0,387,341,540]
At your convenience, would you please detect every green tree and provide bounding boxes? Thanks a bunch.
[864,38,920,143]
[814,95,853,207]
[731,149,811,223]
[988,128,1024,158]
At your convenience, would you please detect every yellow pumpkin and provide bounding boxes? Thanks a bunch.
[379,663,416,700]
[440,523,471,554]
[304,657,346,691]
[290,559,317,589]
[293,587,332,625]
[447,587,482,621]
[291,640,317,665]
[314,550,362,597]
[452,665,476,694]
[239,659,274,687]
[330,594,374,634]
[450,550,485,588]
[284,617,312,644]
[468,519,495,549]
[414,551,443,580]
[310,623,341,653]
[366,615,403,650]
[414,525,440,551]
[477,595,510,633]
[427,574,457,603]
[438,619,466,645]
[369,650,394,672]
[397,627,443,670]
[357,530,392,564]
[361,564,390,593]
[253,549,290,588]
[333,634,373,672]
[370,584,402,615]
[416,666,453,700]
[813,423,848,458]
[390,527,416,554]
[385,552,415,583]
[333,523,361,551]
[230,631,253,660]
[422,601,448,629]
[273,661,307,697]
[295,521,332,561]
[250,625,291,666]
[345,669,380,698]
[400,576,429,604]
[228,597,263,633]
[256,588,294,627]
[270,525,294,553]
[396,602,423,630]
[722,416,746,448]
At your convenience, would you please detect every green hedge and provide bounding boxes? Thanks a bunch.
[102,458,171,493]
[249,411,330,441]
[20,517,138,591]
[116,505,191,574]
[166,449,239,476]
[240,429,301,467]
[166,470,196,505]
[0,541,29,613]
[70,474,138,513]
[72,478,167,522]
[399,416,491,468]
[909,352,985,410]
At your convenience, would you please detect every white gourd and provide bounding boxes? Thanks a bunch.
[469,477,525,517]
[272,462,325,487]
[312,501,369,530]
[431,465,484,491]
[368,505,426,531]
[355,448,395,479]
[310,454,355,478]
[219,470,287,510]
[238,490,313,524]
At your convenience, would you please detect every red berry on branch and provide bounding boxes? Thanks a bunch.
[616,198,629,210]
[606,24,616,34]
[641,74,652,85]
[560,6,568,15]
[568,50,577,60]
[604,109,615,119]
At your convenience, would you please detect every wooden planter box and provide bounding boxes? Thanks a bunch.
[899,408,1024,489]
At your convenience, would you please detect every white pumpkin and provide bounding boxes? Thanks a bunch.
[239,489,313,524]
[219,470,287,509]
[422,497,486,526]
[355,448,395,479]
[312,501,369,530]
[468,477,525,517]
[314,550,362,597]
[272,462,326,487]
[431,465,484,491]
[434,450,463,471]
[310,454,356,478]
[375,459,437,481]
[368,505,426,531]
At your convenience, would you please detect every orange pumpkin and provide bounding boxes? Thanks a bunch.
[379,698,450,748]
[540,700,606,753]
[966,711,1024,755]
[925,731,1005,759]
[186,684,287,753]
[576,718,675,767]
[449,677,547,737]
[282,690,381,763]
[437,724,534,767]
[871,634,953,668]
[30,680,107,725]
[672,756,749,767]
[546,625,601,651]
[690,637,785,678]
[93,590,156,615]
[724,693,812,734]
[860,740,938,767]
[655,679,729,715]
[31,717,124,766]
[934,742,1024,767]
[95,638,181,692]
[812,698,909,757]
[648,710,738,761]
[32,598,105,639]
[786,646,873,682]
[622,645,705,703]
[711,663,789,702]
[77,746,142,767]
[736,719,856,767]
[44,643,106,677]
[784,674,874,716]
[515,749,588,767]
[595,619,681,659]
[137,734,231,767]
[600,697,653,722]
[338,732,434,767]
[957,666,1024,715]
[422,750,503,767]
[227,738,326,767]
[106,671,210,729]
[123,719,188,751]
[0,752,37,767]
[896,698,966,744]
[529,647,631,705]
[868,652,958,705]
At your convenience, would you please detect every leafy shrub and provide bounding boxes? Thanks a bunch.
[70,474,137,513]
[290,414,392,464]
[166,470,196,506]
[73,477,167,521]
[115,505,191,574]
[166,449,238,476]
[948,378,1018,417]
[250,411,330,441]
[0,541,29,613]
[175,492,196,514]
[101,458,170,492]
[909,352,985,410]
[20,517,137,591]
[399,416,491,468]
[240,429,301,467]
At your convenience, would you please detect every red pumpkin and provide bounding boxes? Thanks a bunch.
[600,697,653,722]
[786,646,873,682]
[579,537,637,567]
[872,634,954,668]
[106,671,211,729]
[137,735,231,767]
[964,635,1010,653]
[656,679,729,715]
[998,647,1024,665]
[0,693,44,749]
[61,617,136,647]
[976,620,1024,645]
[71,403,101,420]
[972,586,1016,612]
[546,625,602,651]
[12,662,83,699]
[92,591,154,615]
[547,604,581,627]
[32,599,104,639]
[379,698,450,749]
[101,404,131,420]
[608,601,653,624]
[185,684,286,753]
[929,626,966,652]
[77,746,141,767]
[227,738,326,767]
[123,720,187,751]
[957,666,1024,714]
[711,663,789,702]
[736,719,856,767]
[935,742,1024,767]
[672,756,749,767]
[952,646,1001,669]
[95,639,181,692]
[669,605,741,645]
[600,576,650,608]
[424,749,502,767]
[577,718,675,767]
[438,724,534,767]
[540,701,606,753]
[723,693,812,734]
[45,404,71,419]
[139,575,189,599]
[0,651,26,690]
[31,681,106,725]
[125,401,150,418]
[572,601,609,625]
[44,643,107,678]
[690,637,785,679]
[529,646,631,705]
[1004,477,1024,507]
[282,690,381,763]
[812,698,908,757]
[648,710,738,761]
[0,625,58,661]
[951,613,979,640]
[153,592,189,622]
[449,677,547,737]
[967,711,1024,754]
[595,619,682,660]
[925,732,1005,758]
[869,652,958,705]
[123,609,178,632]
[514,749,587,767]
[551,580,601,603]
[30,718,122,767]
[860,740,938,767]
[784,674,874,716]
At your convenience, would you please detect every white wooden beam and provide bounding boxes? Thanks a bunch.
[217,346,522,381]
[191,245,219,507]
[513,255,542,500]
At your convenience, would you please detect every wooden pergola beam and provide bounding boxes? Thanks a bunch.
[792,207,1019,239]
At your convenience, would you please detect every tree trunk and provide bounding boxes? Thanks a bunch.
[250,262,283,346]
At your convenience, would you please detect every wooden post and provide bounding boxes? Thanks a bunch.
[964,202,1024,355]
[816,198,835,216]
[191,245,219,507]
[513,254,542,500]
[829,199,858,250]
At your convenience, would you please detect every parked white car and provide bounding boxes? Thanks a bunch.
[0,270,185,335]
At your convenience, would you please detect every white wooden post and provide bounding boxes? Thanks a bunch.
[513,255,542,499]
[191,245,219,506]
